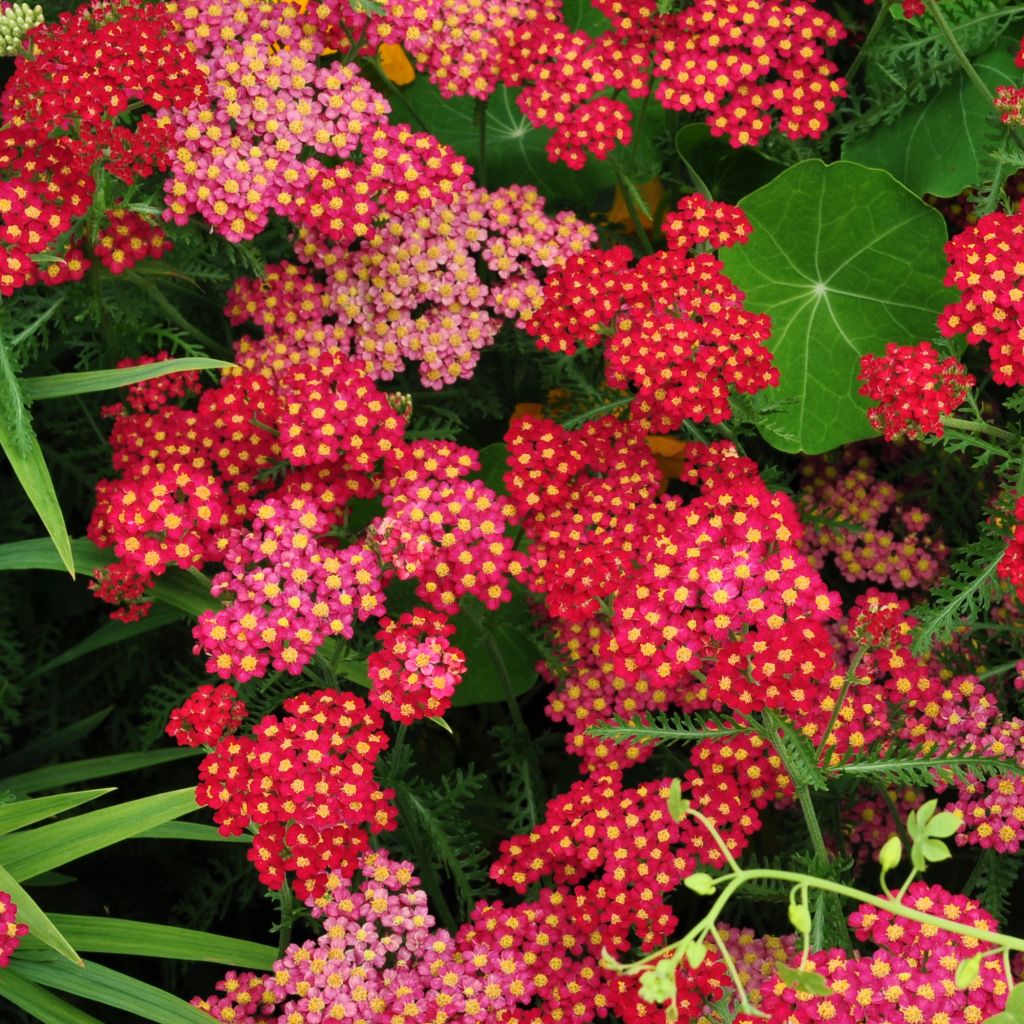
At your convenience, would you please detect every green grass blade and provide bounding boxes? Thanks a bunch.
[9,958,214,1024]
[0,969,104,1024]
[0,426,74,577]
[0,710,111,778]
[0,538,109,574]
[26,609,184,681]
[0,791,114,838]
[0,789,198,880]
[0,864,80,965]
[37,916,275,969]
[3,751,196,796]
[21,358,233,401]
[134,822,248,844]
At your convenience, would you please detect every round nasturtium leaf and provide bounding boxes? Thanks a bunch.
[719,159,953,454]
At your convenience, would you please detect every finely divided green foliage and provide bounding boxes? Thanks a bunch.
[720,160,952,454]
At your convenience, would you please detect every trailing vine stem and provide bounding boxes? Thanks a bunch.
[604,806,1022,1020]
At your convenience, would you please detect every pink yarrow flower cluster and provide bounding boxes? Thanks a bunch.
[193,849,534,1024]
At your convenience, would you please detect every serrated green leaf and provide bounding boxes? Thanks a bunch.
[0,863,80,965]
[844,41,1019,196]
[9,958,213,1024]
[0,789,197,880]
[0,969,105,1024]
[720,160,952,454]
[21,358,232,402]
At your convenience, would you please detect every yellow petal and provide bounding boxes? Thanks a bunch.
[604,178,665,233]
[379,43,416,86]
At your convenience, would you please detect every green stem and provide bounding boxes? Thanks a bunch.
[475,98,489,190]
[926,0,1024,154]
[275,881,295,958]
[941,415,1017,445]
[815,647,866,757]
[794,783,829,863]
[845,2,887,83]
[562,393,634,430]
[614,168,655,256]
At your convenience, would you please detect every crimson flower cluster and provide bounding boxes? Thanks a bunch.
[859,340,974,441]
[0,893,26,968]
[939,209,1024,387]
[196,690,395,898]
[0,0,206,293]
[525,195,777,430]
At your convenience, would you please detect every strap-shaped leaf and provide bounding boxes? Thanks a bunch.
[0,791,113,837]
[0,968,104,1024]
[0,789,197,880]
[4,750,196,796]
[21,357,232,401]
[0,863,79,965]
[9,958,213,1024]
[32,916,274,969]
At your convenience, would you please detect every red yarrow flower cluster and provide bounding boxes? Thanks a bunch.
[0,0,205,293]
[858,340,974,441]
[0,892,27,967]
[94,209,173,275]
[368,608,467,724]
[653,0,846,147]
[939,209,1024,386]
[196,689,395,897]
[166,684,247,748]
[525,195,776,430]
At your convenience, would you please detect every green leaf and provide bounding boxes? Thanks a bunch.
[0,791,113,837]
[33,916,274,969]
[1008,985,1024,1013]
[0,710,112,779]
[20,358,232,402]
[0,537,217,616]
[775,963,833,996]
[676,124,783,203]
[26,608,184,681]
[922,837,953,863]
[9,958,214,1024]
[133,822,249,844]
[450,592,539,706]
[0,788,197,880]
[843,40,1019,197]
[0,863,80,965]
[926,810,964,839]
[720,160,952,454]
[0,538,110,574]
[0,969,105,1024]
[0,431,73,578]
[3,749,196,795]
